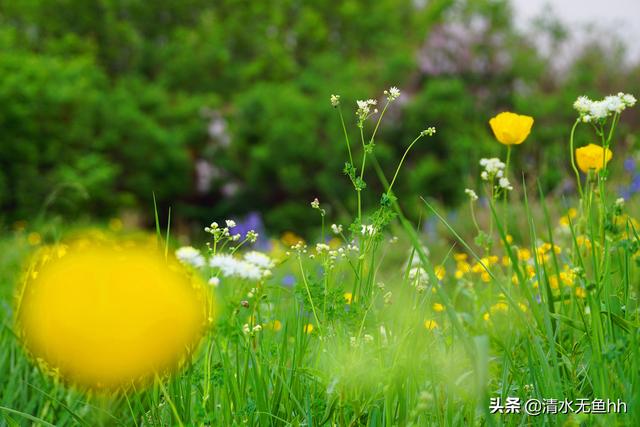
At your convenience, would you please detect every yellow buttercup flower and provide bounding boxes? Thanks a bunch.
[16,239,208,390]
[575,144,612,173]
[489,112,534,145]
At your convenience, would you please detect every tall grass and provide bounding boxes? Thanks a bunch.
[1,90,638,426]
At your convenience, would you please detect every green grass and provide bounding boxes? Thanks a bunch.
[1,91,639,426]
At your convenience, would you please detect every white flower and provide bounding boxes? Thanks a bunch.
[331,223,343,234]
[621,93,636,107]
[252,324,262,333]
[242,323,251,334]
[246,230,259,243]
[615,197,625,208]
[464,188,478,201]
[498,177,513,191]
[356,99,378,121]
[209,254,264,281]
[330,94,341,107]
[573,96,592,114]
[605,95,625,113]
[363,334,374,343]
[361,224,376,236]
[225,219,236,228]
[310,198,320,209]
[384,86,400,101]
[316,243,330,253]
[208,276,220,287]
[175,246,205,268]
[243,251,275,269]
[421,127,436,136]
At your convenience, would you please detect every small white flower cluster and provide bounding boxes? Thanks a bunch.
[464,188,478,202]
[480,158,512,192]
[356,99,378,122]
[209,252,273,281]
[573,93,636,122]
[310,198,320,209]
[175,246,206,268]
[384,86,401,101]
[361,224,376,236]
[349,334,374,348]
[421,127,437,137]
[205,220,241,242]
[330,94,340,107]
[331,223,343,234]
[409,267,430,292]
[242,323,262,335]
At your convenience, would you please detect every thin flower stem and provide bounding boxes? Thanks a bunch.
[337,106,354,166]
[387,134,424,195]
[569,118,583,200]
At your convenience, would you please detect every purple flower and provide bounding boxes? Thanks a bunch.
[282,275,296,287]
[624,157,636,173]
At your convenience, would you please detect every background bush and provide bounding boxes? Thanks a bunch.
[0,0,638,233]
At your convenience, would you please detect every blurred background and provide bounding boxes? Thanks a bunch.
[1,0,639,237]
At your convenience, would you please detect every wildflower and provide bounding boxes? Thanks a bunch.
[498,177,513,191]
[331,223,343,234]
[208,277,220,287]
[209,254,264,281]
[310,198,320,209]
[424,319,439,330]
[615,197,625,208]
[361,224,376,236]
[243,251,274,269]
[271,320,283,331]
[246,230,259,243]
[17,241,207,389]
[384,86,401,101]
[435,265,446,280]
[225,219,236,228]
[575,144,613,173]
[383,291,393,305]
[479,158,506,180]
[573,93,636,122]
[575,287,587,299]
[330,94,341,107]
[343,292,353,304]
[433,302,445,312]
[363,334,374,343]
[356,99,378,121]
[489,112,534,145]
[303,323,314,334]
[464,188,478,201]
[252,324,262,333]
[175,246,206,268]
[421,127,437,136]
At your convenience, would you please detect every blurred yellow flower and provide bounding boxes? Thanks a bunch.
[432,302,444,312]
[16,240,208,390]
[343,292,353,304]
[489,112,534,145]
[303,323,314,334]
[435,265,446,280]
[575,144,612,173]
[424,319,439,330]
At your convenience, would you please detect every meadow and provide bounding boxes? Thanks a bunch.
[1,88,639,426]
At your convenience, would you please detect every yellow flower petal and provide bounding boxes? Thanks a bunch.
[489,112,534,145]
[575,144,613,173]
[17,240,208,390]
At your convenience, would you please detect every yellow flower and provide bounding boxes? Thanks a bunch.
[343,292,353,304]
[270,320,283,332]
[432,302,445,312]
[575,144,612,173]
[303,323,314,334]
[435,265,446,280]
[575,287,587,299]
[16,239,208,390]
[424,319,439,330]
[489,112,534,145]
